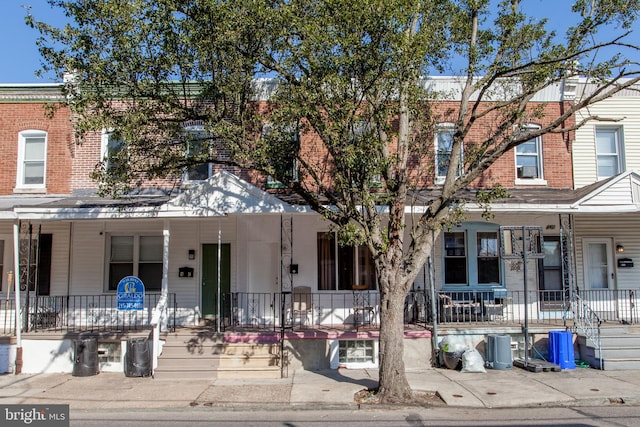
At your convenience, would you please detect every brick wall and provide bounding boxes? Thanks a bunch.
[0,102,72,195]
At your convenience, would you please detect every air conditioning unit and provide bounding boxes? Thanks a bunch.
[520,166,537,178]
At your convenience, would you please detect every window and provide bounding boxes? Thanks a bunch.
[317,232,376,291]
[183,125,214,182]
[108,235,162,291]
[101,131,125,171]
[435,123,462,184]
[17,130,47,189]
[444,232,467,284]
[515,125,543,181]
[330,339,378,368]
[263,123,300,188]
[596,126,624,179]
[443,224,501,287]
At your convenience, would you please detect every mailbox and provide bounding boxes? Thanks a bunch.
[618,258,634,268]
[178,267,194,277]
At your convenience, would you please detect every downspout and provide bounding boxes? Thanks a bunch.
[12,221,22,374]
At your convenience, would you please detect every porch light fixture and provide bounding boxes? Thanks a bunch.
[188,249,196,260]
[616,244,625,254]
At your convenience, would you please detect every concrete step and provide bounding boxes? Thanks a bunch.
[156,330,282,379]
[577,325,640,370]
[602,358,640,371]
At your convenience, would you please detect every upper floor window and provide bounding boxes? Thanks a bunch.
[183,125,214,182]
[435,123,462,184]
[317,232,376,291]
[596,126,624,180]
[263,123,300,188]
[101,130,125,171]
[16,130,47,190]
[107,235,162,291]
[515,125,545,184]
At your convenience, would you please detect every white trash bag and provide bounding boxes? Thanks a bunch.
[461,348,486,373]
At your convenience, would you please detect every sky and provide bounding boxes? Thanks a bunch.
[0,0,637,84]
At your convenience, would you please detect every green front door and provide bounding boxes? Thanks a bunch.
[201,244,231,318]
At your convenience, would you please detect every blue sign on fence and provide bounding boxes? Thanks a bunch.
[117,276,145,311]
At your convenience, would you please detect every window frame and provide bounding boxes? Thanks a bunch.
[514,124,546,185]
[442,223,503,288]
[182,124,215,183]
[317,232,377,291]
[106,234,163,292]
[263,122,300,188]
[595,126,625,180]
[435,123,462,184]
[16,130,47,190]
[101,130,126,172]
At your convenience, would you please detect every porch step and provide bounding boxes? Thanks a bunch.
[577,325,640,370]
[154,328,282,379]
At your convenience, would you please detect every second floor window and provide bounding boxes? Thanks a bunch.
[101,131,125,171]
[184,125,214,182]
[317,232,376,291]
[17,130,47,189]
[515,125,543,181]
[596,126,624,179]
[435,124,461,184]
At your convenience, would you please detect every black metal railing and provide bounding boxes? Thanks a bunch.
[0,293,177,334]
[2,289,638,334]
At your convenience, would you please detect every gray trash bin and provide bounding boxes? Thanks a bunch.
[124,337,151,377]
[72,337,99,377]
[485,334,512,370]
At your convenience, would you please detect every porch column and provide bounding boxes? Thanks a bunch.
[161,220,170,330]
[12,221,22,373]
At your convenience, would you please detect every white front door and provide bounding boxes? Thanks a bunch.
[583,238,614,290]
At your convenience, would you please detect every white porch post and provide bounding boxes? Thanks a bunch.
[161,220,170,329]
[12,221,22,373]
[152,220,170,372]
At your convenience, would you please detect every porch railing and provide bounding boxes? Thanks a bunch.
[0,293,177,335]
[2,289,637,334]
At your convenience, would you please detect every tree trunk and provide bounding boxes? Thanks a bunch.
[377,281,414,403]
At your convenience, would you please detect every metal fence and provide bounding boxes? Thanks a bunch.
[0,293,177,334]
[1,288,638,334]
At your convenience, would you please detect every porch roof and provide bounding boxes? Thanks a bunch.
[6,171,306,220]
[4,171,640,221]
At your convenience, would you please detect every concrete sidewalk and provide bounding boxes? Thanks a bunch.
[1,366,640,410]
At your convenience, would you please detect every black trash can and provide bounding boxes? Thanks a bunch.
[124,337,151,377]
[72,337,99,377]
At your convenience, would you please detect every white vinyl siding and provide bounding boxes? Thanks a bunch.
[574,96,640,189]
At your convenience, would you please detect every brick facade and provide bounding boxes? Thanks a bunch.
[0,100,72,195]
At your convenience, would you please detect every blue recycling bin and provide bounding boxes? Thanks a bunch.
[548,330,576,369]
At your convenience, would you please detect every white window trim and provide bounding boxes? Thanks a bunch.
[182,124,214,184]
[435,123,461,185]
[329,339,379,369]
[595,126,625,181]
[15,130,47,192]
[514,124,547,186]
[105,234,163,292]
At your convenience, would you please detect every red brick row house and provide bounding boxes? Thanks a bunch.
[0,78,637,375]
